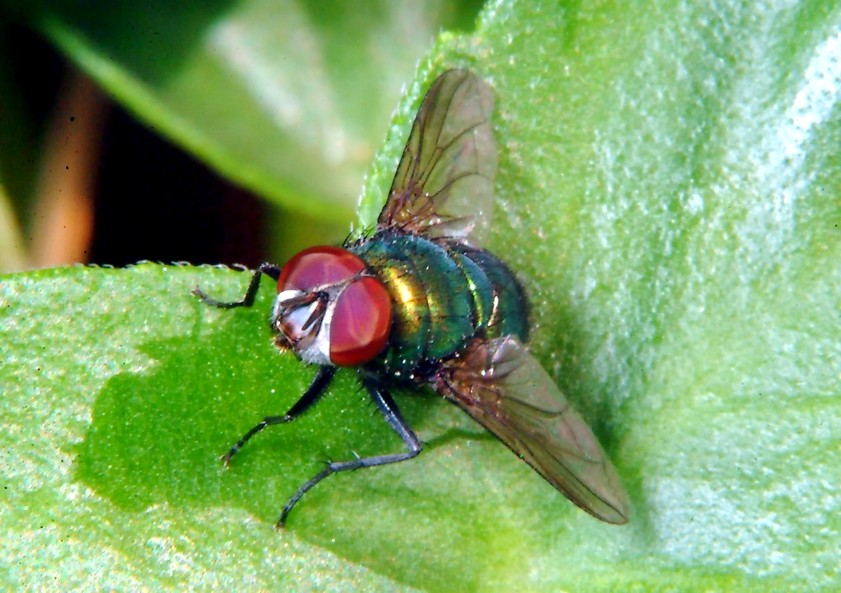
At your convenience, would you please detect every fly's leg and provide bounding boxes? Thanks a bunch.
[277,378,422,528]
[222,366,336,465]
[193,262,282,308]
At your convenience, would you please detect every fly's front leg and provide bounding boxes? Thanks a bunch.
[193,262,281,309]
[222,366,336,465]
[277,377,422,528]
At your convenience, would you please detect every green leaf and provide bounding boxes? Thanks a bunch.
[3,1,841,591]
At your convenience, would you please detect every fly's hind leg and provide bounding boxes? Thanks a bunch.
[277,378,422,528]
[222,366,336,465]
[193,262,282,309]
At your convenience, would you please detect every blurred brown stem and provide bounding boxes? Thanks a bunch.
[30,69,108,267]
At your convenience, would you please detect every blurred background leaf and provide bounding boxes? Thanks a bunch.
[0,0,482,268]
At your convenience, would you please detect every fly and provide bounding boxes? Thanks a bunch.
[194,69,630,527]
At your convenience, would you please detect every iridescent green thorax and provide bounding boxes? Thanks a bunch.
[351,231,528,378]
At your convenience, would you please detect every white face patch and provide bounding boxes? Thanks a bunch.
[272,287,345,366]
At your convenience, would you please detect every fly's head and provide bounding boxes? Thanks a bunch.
[272,246,392,367]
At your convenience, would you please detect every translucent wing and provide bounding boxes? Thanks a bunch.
[378,69,497,245]
[433,336,630,524]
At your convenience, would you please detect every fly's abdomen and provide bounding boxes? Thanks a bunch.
[449,243,529,343]
[353,232,528,376]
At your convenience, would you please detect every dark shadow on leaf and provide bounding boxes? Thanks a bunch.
[73,304,563,591]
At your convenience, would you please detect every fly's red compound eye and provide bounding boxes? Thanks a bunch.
[278,246,367,292]
[329,277,392,366]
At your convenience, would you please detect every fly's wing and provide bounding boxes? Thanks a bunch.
[433,336,630,524]
[377,69,497,245]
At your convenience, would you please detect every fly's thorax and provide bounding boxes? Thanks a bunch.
[351,232,528,377]
[273,246,392,367]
